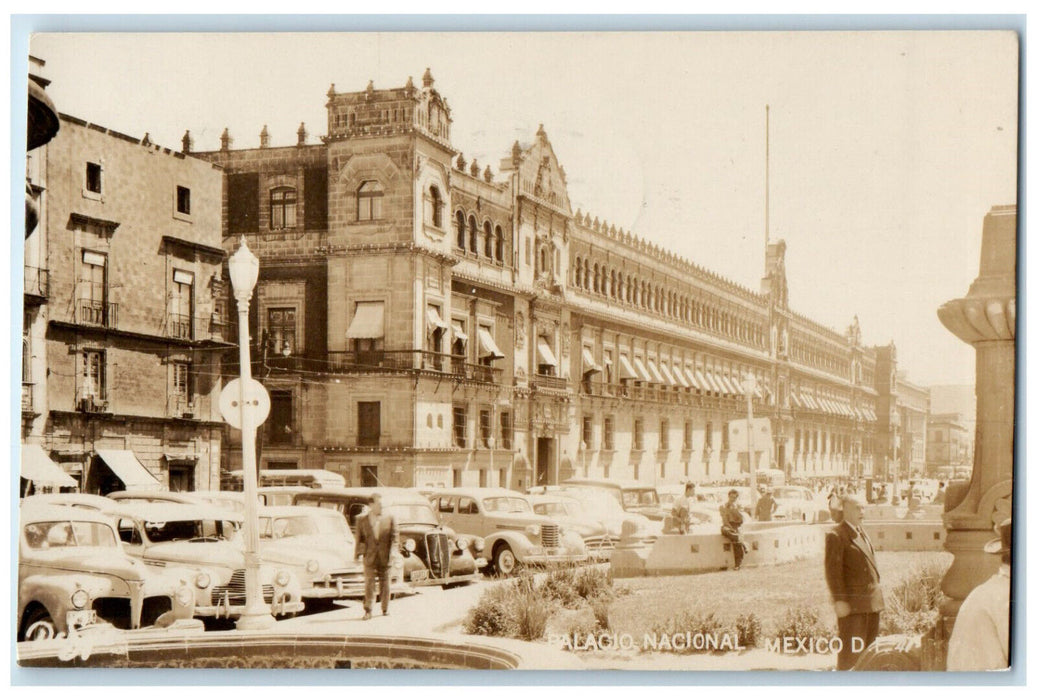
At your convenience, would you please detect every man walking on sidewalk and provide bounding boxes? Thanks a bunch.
[354,492,399,620]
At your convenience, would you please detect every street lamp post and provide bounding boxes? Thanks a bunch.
[743,374,758,507]
[227,237,274,630]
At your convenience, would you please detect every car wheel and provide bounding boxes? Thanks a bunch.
[21,607,58,642]
[493,544,518,577]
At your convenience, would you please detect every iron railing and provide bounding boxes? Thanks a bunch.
[167,313,194,340]
[78,300,118,328]
[531,373,568,391]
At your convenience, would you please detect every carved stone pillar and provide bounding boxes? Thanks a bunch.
[935,204,1015,624]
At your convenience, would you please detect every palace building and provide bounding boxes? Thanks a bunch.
[193,69,918,490]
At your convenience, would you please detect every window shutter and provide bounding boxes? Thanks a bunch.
[304,168,328,230]
[228,173,260,233]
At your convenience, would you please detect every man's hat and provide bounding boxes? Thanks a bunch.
[984,517,1011,555]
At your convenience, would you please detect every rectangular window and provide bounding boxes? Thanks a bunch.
[81,350,106,400]
[478,469,487,488]
[170,270,194,339]
[453,405,468,448]
[176,186,191,215]
[172,362,191,397]
[270,188,297,230]
[722,422,730,451]
[795,429,801,452]
[267,390,293,445]
[683,421,693,450]
[228,173,260,234]
[304,168,329,230]
[705,421,714,448]
[86,162,102,194]
[79,250,107,324]
[660,419,669,450]
[357,401,381,447]
[582,415,593,449]
[604,416,615,450]
[633,418,644,451]
[499,411,513,449]
[267,307,297,356]
[479,408,492,448]
[357,180,384,221]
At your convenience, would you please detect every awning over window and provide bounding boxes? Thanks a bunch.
[582,347,602,374]
[646,360,665,385]
[854,407,867,421]
[703,371,725,394]
[693,369,710,392]
[670,364,691,388]
[754,383,764,399]
[801,394,817,410]
[345,301,385,339]
[96,449,162,490]
[425,307,448,335]
[22,445,78,488]
[658,362,678,386]
[864,408,878,422]
[452,324,468,344]
[632,357,652,383]
[790,393,803,409]
[618,355,638,380]
[727,375,744,395]
[536,339,558,367]
[478,328,505,360]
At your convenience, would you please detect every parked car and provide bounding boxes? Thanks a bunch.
[258,486,313,506]
[770,486,829,523]
[291,487,485,587]
[18,504,197,641]
[222,469,346,491]
[431,488,587,576]
[21,492,118,511]
[104,501,304,620]
[530,494,614,561]
[555,486,656,539]
[256,505,369,600]
[561,478,669,521]
[661,504,722,534]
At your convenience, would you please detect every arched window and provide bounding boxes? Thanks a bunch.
[426,185,443,228]
[574,257,583,287]
[455,211,465,250]
[469,215,478,252]
[483,221,493,258]
[584,260,591,289]
[357,180,383,221]
[495,225,504,262]
[610,270,618,299]
[270,187,297,230]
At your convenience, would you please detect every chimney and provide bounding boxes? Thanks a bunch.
[297,122,307,146]
[220,128,231,152]
[259,125,269,148]
[181,130,193,153]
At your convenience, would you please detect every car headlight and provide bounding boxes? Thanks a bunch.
[70,589,90,610]
[174,585,194,606]
[274,570,291,587]
[306,559,320,574]
[194,572,211,589]
[525,524,541,537]
[455,536,469,550]
[404,538,417,552]
[472,537,485,553]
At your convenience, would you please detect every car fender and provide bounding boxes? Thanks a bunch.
[19,573,118,632]
[483,532,535,561]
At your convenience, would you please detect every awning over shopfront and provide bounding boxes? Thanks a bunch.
[632,357,653,383]
[346,301,386,339]
[536,339,558,367]
[646,360,665,385]
[618,355,638,380]
[22,445,77,488]
[478,328,505,360]
[581,347,602,374]
[96,450,162,490]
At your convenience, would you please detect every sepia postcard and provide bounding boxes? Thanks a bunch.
[14,27,1018,676]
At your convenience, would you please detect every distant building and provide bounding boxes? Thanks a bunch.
[192,70,911,490]
[873,346,930,480]
[22,111,229,494]
[896,373,931,478]
[927,413,973,467]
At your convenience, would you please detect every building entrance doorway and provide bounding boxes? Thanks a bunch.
[536,437,554,486]
[361,465,378,487]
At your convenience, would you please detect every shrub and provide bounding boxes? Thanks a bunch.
[538,569,583,609]
[463,597,513,637]
[650,609,734,654]
[590,598,611,632]
[734,613,762,648]
[773,605,834,649]
[880,556,949,635]
[514,589,550,641]
[574,567,614,601]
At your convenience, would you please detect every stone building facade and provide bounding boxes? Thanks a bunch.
[927,413,973,468]
[895,373,931,478]
[195,70,917,490]
[23,113,228,493]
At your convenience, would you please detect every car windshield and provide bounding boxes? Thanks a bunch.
[482,497,532,513]
[563,488,625,516]
[622,489,659,507]
[24,520,118,549]
[534,502,575,517]
[387,503,439,525]
[260,514,353,540]
[143,519,238,543]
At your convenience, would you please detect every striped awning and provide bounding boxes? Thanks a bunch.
[632,357,652,383]
[801,394,818,410]
[683,366,702,390]
[452,323,468,344]
[790,393,803,409]
[618,355,638,380]
[582,347,602,374]
[646,360,665,385]
[659,362,679,387]
[728,375,744,395]
[536,339,558,367]
[478,328,505,360]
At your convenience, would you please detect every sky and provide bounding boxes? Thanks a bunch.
[28,30,1019,387]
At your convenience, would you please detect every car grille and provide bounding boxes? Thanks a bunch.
[211,569,275,605]
[541,523,560,548]
[583,535,615,551]
[425,532,451,579]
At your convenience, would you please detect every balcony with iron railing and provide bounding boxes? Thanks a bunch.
[168,394,197,419]
[78,300,118,328]
[24,266,49,300]
[167,313,194,340]
[531,372,569,392]
[323,349,503,384]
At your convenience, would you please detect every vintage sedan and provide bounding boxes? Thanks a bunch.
[256,505,368,600]
[292,487,484,587]
[105,502,305,620]
[530,494,614,561]
[18,504,196,641]
[431,488,587,576]
[770,486,829,523]
[562,478,669,522]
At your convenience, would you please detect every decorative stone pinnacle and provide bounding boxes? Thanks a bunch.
[470,159,479,177]
[327,83,335,98]
[259,125,269,148]
[483,165,493,183]
[422,67,434,88]
[297,122,307,146]
[455,152,466,171]
[220,128,231,151]
[181,129,193,154]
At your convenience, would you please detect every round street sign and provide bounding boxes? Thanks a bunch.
[219,377,271,429]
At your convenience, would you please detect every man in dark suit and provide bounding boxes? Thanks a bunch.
[720,489,749,570]
[824,493,884,670]
[354,492,399,620]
